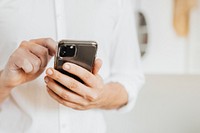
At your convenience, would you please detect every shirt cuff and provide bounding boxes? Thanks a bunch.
[116,79,140,113]
[104,74,145,113]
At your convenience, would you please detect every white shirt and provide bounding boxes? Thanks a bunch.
[0,0,144,133]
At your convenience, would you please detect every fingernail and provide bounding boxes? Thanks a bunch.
[64,64,70,70]
[44,77,49,83]
[47,69,53,75]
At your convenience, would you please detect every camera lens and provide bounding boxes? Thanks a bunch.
[59,45,76,57]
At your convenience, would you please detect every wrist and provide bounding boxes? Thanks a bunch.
[0,70,13,89]
[100,82,128,110]
[0,70,12,100]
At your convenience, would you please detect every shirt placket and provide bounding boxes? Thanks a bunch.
[54,0,70,133]
[54,0,67,40]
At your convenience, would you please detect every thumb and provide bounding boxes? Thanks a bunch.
[92,58,102,75]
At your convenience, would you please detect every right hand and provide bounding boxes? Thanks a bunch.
[0,38,57,89]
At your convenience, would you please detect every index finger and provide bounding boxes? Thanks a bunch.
[63,63,98,88]
[30,38,57,56]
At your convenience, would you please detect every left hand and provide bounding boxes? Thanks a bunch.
[44,59,113,110]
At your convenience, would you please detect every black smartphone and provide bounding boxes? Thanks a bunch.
[54,40,98,85]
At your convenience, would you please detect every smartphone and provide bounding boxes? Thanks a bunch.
[54,40,98,85]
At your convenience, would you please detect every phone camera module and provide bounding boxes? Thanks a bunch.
[59,45,76,57]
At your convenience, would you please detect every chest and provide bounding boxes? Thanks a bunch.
[0,0,119,77]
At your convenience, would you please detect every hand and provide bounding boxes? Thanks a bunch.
[0,38,56,89]
[44,59,128,110]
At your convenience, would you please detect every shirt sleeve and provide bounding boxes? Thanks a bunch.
[106,0,145,113]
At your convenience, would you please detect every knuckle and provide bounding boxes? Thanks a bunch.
[20,41,28,47]
[63,101,70,107]
[87,93,98,101]
[83,73,91,81]
[42,48,48,56]
[59,99,65,105]
[60,91,69,100]
[69,81,78,90]
[21,40,27,45]
[82,102,89,107]
[45,38,53,44]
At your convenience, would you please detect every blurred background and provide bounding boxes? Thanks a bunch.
[104,0,200,133]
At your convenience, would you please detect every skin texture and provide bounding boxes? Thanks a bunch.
[0,38,56,103]
[0,38,128,110]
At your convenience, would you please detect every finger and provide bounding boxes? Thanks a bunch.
[62,63,97,87]
[45,68,98,101]
[44,76,90,106]
[29,38,57,56]
[46,87,88,110]
[46,68,88,97]
[27,42,49,68]
[11,48,41,74]
[14,58,33,73]
[92,58,103,75]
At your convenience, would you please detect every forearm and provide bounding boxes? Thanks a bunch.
[100,82,128,110]
[0,70,12,104]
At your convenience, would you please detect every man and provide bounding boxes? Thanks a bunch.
[0,0,144,132]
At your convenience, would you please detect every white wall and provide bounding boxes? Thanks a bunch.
[188,1,200,74]
[105,75,200,133]
[134,0,200,74]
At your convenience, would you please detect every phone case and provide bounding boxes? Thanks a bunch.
[54,40,98,84]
